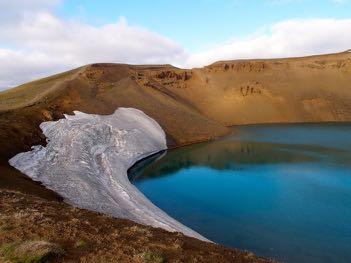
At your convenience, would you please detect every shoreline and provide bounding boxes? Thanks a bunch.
[8,108,208,242]
[8,117,351,241]
[229,120,351,128]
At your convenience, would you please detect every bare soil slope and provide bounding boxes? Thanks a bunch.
[147,51,351,125]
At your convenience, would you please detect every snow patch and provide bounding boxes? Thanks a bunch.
[9,108,207,241]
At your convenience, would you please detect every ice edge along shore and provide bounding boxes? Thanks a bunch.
[9,108,208,241]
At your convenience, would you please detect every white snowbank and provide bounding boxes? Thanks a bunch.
[9,108,207,241]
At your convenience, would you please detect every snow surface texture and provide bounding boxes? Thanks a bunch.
[9,108,207,241]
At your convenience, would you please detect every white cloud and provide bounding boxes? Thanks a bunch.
[0,1,350,90]
[0,0,60,24]
[1,13,186,65]
[187,19,351,67]
[0,1,187,89]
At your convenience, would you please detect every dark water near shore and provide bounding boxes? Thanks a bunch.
[129,124,351,263]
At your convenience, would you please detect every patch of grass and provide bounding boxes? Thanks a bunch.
[1,242,17,260]
[138,251,167,263]
[1,240,65,263]
[0,223,14,232]
[74,239,87,248]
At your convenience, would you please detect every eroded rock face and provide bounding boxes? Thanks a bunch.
[9,108,207,241]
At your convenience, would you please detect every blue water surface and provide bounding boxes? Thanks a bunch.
[129,124,351,263]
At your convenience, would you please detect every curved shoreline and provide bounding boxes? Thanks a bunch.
[9,108,208,242]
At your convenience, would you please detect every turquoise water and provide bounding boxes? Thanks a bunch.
[129,124,351,263]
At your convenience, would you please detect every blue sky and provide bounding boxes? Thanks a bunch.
[0,0,350,89]
[59,0,351,52]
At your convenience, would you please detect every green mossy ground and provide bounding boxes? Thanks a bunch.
[1,240,65,263]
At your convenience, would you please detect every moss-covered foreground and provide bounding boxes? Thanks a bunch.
[1,240,64,263]
[0,190,275,263]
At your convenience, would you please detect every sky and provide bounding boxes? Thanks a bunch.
[0,0,351,90]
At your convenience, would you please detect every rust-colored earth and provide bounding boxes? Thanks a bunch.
[1,51,350,262]
[0,190,274,263]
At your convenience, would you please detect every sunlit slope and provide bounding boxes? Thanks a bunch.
[158,51,351,125]
[0,67,85,111]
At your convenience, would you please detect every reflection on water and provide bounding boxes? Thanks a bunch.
[131,139,350,181]
[129,124,351,263]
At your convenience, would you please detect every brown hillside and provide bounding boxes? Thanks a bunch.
[1,51,351,196]
[147,51,351,125]
[0,64,229,160]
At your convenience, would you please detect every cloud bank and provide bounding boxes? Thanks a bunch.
[0,1,351,90]
[0,2,186,88]
[187,19,351,66]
